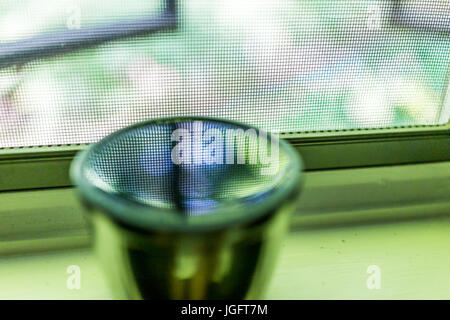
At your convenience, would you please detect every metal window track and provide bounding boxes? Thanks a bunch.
[0,124,448,191]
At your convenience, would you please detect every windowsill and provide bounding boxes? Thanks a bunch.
[1,162,449,299]
[2,215,450,300]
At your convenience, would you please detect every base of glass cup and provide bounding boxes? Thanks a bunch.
[88,196,296,300]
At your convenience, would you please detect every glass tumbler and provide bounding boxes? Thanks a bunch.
[70,117,303,299]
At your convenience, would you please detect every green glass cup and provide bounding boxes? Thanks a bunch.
[71,117,303,299]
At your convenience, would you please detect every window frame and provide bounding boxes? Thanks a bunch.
[2,161,449,256]
[0,0,177,69]
[0,123,448,191]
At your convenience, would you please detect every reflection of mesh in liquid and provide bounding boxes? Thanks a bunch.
[83,120,288,215]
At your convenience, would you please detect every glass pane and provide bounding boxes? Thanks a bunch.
[1,0,449,148]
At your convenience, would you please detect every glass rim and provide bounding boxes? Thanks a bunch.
[70,116,303,233]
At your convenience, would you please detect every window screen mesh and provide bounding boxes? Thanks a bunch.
[1,0,449,148]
